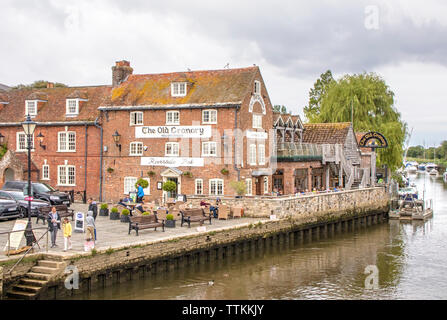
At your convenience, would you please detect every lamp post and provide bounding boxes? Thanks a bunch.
[21,115,36,246]
[112,130,121,153]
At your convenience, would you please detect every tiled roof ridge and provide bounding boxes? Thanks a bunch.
[128,66,259,80]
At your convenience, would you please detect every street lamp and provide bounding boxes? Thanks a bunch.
[112,130,121,153]
[21,115,36,247]
[37,132,46,150]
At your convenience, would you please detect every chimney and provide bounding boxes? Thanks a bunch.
[46,82,54,88]
[112,60,133,86]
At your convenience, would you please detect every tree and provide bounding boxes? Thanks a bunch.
[407,145,424,158]
[304,70,334,122]
[273,105,288,114]
[306,72,407,171]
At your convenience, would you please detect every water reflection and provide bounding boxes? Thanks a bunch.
[70,173,446,300]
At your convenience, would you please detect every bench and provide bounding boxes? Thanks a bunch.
[180,208,211,228]
[129,215,164,236]
[36,204,74,224]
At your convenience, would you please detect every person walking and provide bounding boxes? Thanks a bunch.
[47,206,60,248]
[62,217,72,252]
[137,183,144,203]
[88,198,98,241]
[85,211,96,247]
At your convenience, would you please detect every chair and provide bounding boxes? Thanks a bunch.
[218,205,230,220]
[232,207,243,219]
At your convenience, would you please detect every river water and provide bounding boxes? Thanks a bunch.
[71,173,447,300]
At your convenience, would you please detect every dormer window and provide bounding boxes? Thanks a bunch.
[66,99,79,116]
[171,82,187,97]
[254,80,261,95]
[25,100,37,116]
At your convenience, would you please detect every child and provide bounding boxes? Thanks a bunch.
[62,217,72,252]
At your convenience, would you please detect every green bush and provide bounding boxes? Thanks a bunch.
[230,180,246,196]
[135,178,149,189]
[162,181,177,192]
[100,203,108,210]
[121,209,130,216]
[111,207,119,213]
[166,214,174,220]
[142,211,151,216]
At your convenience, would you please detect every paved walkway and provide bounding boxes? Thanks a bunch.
[0,203,268,261]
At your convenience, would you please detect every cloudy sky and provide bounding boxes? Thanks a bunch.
[1,0,446,147]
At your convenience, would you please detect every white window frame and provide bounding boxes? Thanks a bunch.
[166,111,180,125]
[254,80,261,95]
[246,178,252,196]
[165,142,179,157]
[130,111,143,126]
[263,176,269,194]
[202,141,217,157]
[253,114,263,129]
[124,177,137,195]
[16,132,34,152]
[129,142,143,156]
[58,131,76,152]
[57,165,76,186]
[171,82,187,97]
[195,179,203,195]
[42,164,50,180]
[202,109,217,124]
[258,144,266,165]
[25,100,37,116]
[66,99,79,116]
[249,144,257,165]
[209,179,224,196]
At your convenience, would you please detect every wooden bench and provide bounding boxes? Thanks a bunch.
[180,208,211,228]
[129,215,164,236]
[36,204,74,224]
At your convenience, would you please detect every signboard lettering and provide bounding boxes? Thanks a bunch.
[136,126,211,138]
[141,157,204,167]
[246,131,268,140]
[358,132,388,149]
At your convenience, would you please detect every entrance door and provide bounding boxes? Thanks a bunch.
[256,177,262,195]
[3,168,14,184]
[167,177,178,199]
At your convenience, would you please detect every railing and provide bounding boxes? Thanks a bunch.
[0,226,49,258]
[276,143,323,158]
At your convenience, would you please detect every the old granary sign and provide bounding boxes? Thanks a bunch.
[358,132,388,149]
[135,126,212,138]
[141,157,204,167]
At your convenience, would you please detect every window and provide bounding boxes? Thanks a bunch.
[165,142,179,156]
[166,111,180,125]
[202,109,217,124]
[124,177,137,194]
[42,165,50,180]
[130,142,143,156]
[171,82,187,97]
[254,80,261,95]
[58,165,75,186]
[263,176,269,194]
[58,132,76,152]
[249,144,257,165]
[202,141,217,157]
[66,99,79,115]
[16,132,34,151]
[246,179,252,196]
[195,179,203,195]
[25,100,37,116]
[209,179,224,196]
[130,112,143,126]
[258,144,266,165]
[252,114,262,129]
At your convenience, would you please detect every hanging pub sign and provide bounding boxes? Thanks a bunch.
[358,132,388,149]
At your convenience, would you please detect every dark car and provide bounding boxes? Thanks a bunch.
[1,181,71,206]
[0,190,51,217]
[0,196,20,220]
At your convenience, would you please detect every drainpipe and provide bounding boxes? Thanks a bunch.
[94,116,103,202]
[84,124,88,203]
[233,106,241,181]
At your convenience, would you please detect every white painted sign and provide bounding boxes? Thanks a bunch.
[246,131,268,140]
[74,212,84,233]
[4,219,28,251]
[141,157,204,167]
[136,126,212,138]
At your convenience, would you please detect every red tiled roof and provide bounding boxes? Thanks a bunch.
[103,66,258,107]
[302,122,351,144]
[0,86,112,123]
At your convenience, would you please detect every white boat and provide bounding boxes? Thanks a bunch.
[426,163,437,172]
[405,165,418,174]
[429,169,439,176]
[443,170,447,183]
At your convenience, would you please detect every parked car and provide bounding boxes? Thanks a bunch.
[0,190,51,217]
[1,181,71,206]
[0,196,20,220]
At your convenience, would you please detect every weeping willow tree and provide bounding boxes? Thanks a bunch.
[305,72,407,171]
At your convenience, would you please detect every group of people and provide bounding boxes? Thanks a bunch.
[200,198,221,218]
[47,198,98,252]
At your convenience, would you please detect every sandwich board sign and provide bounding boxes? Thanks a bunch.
[4,219,28,251]
[74,212,85,233]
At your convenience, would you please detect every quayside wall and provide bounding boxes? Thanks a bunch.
[1,187,390,300]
